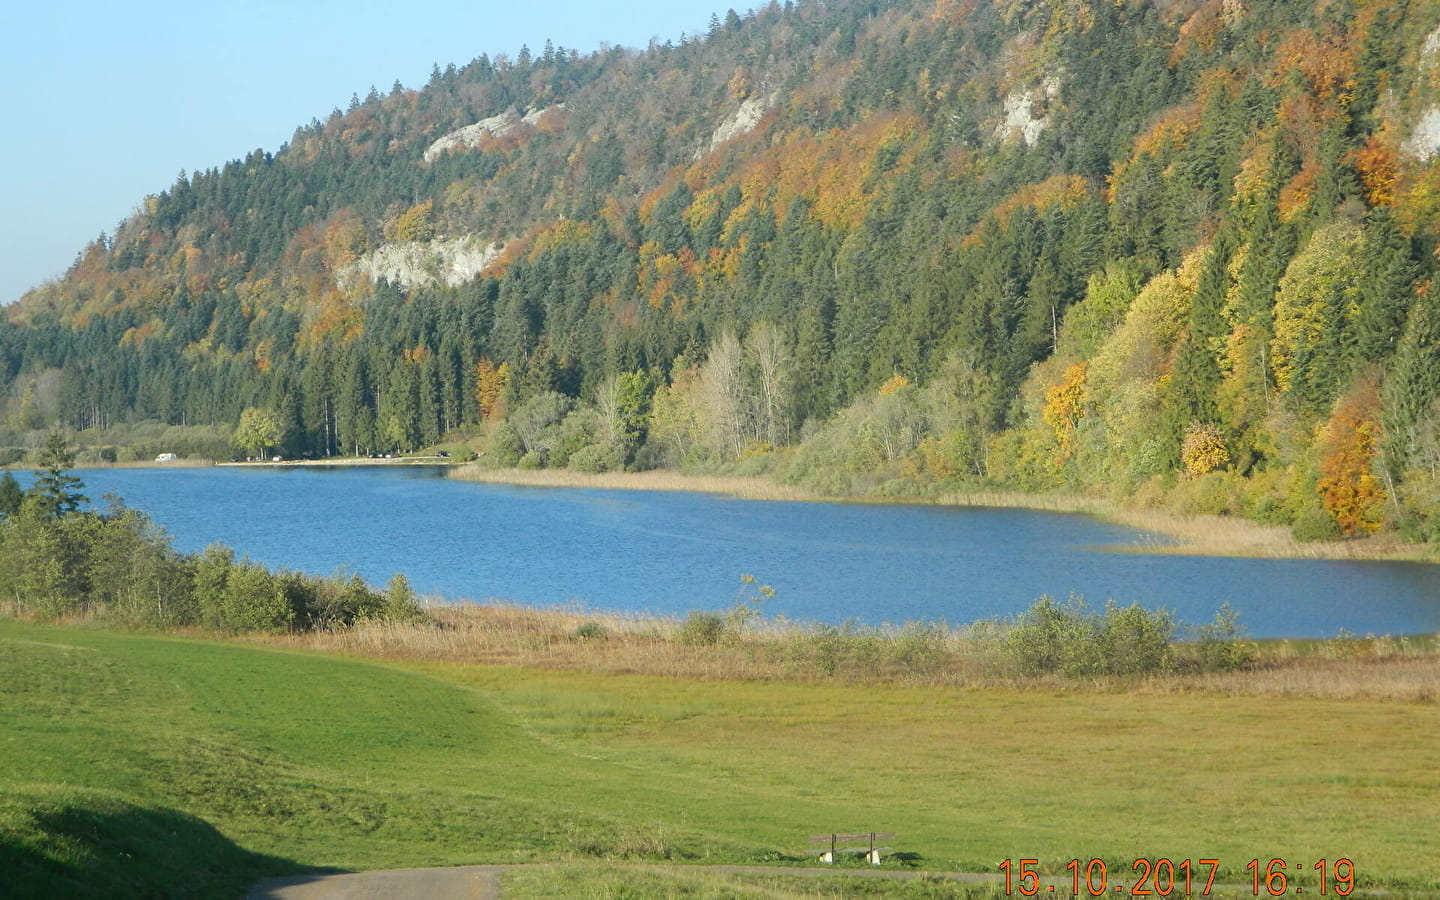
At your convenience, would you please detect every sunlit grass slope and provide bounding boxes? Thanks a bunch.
[442,664,1440,892]
[2,621,1437,897]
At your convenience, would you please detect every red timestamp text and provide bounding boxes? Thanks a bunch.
[997,857,1356,896]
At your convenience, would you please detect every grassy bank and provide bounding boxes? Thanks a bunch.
[6,619,1438,896]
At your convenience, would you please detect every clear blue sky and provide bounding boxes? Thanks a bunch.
[2,0,731,305]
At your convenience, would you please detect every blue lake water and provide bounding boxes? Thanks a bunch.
[48,466,1440,638]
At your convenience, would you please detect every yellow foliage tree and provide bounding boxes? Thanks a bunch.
[1180,422,1229,478]
[475,358,509,421]
[1042,362,1088,457]
[877,373,911,396]
[389,200,436,242]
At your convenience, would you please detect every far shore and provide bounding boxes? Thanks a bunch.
[451,464,1438,563]
[5,455,458,472]
[215,455,456,468]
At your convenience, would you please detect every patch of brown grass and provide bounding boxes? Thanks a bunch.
[450,465,817,500]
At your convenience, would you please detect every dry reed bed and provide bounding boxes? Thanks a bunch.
[449,465,817,501]
[935,489,1432,560]
[255,603,1440,703]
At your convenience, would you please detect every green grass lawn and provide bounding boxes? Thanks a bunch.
[2,621,1436,897]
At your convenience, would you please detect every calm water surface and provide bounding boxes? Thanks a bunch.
[62,466,1440,638]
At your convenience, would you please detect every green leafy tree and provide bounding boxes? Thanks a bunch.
[383,572,425,622]
[234,407,284,458]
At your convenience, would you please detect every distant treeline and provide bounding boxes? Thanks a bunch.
[0,436,424,631]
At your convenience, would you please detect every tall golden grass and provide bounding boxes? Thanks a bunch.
[935,489,1433,560]
[255,602,1440,703]
[449,465,817,500]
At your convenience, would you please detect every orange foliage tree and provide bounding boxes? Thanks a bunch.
[1316,383,1387,535]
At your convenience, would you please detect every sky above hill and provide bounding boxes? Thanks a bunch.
[2,0,731,305]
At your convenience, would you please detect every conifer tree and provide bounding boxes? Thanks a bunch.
[30,433,87,518]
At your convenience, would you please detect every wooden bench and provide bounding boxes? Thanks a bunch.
[809,831,894,865]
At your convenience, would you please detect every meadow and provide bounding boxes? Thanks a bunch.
[2,617,1437,897]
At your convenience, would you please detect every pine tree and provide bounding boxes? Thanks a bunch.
[30,433,87,518]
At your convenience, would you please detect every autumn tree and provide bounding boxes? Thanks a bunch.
[475,358,510,421]
[1180,422,1229,478]
[1316,383,1387,536]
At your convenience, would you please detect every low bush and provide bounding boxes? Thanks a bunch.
[1001,595,1176,677]
[1190,603,1256,671]
[1292,507,1342,542]
[679,611,726,646]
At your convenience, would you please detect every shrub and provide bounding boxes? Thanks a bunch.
[1002,595,1093,676]
[572,621,607,641]
[568,441,625,473]
[1168,471,1242,517]
[800,620,885,677]
[1097,601,1175,674]
[1192,603,1255,671]
[1003,595,1177,677]
[888,621,949,673]
[1292,507,1342,542]
[679,611,726,646]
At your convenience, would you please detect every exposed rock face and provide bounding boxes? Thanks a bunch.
[339,235,506,291]
[422,105,564,162]
[708,94,774,152]
[994,75,1062,146]
[424,111,521,162]
[1403,106,1440,161]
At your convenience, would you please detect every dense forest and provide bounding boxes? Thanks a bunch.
[4,0,1440,541]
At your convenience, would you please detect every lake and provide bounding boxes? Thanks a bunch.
[49,465,1440,638]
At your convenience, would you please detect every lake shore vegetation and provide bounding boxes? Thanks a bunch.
[0,439,425,633]
[3,450,1433,703]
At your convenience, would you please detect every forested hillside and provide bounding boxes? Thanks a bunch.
[5,0,1440,541]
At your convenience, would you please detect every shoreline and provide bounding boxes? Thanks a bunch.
[451,464,1437,563]
[21,455,1433,563]
[215,456,456,468]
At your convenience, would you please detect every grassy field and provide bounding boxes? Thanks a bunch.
[2,620,1437,897]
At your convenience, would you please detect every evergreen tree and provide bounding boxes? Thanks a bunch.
[30,433,87,518]
[0,472,23,518]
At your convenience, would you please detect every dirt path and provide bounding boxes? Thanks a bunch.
[247,863,1042,899]
[247,865,506,900]
[248,863,1399,898]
